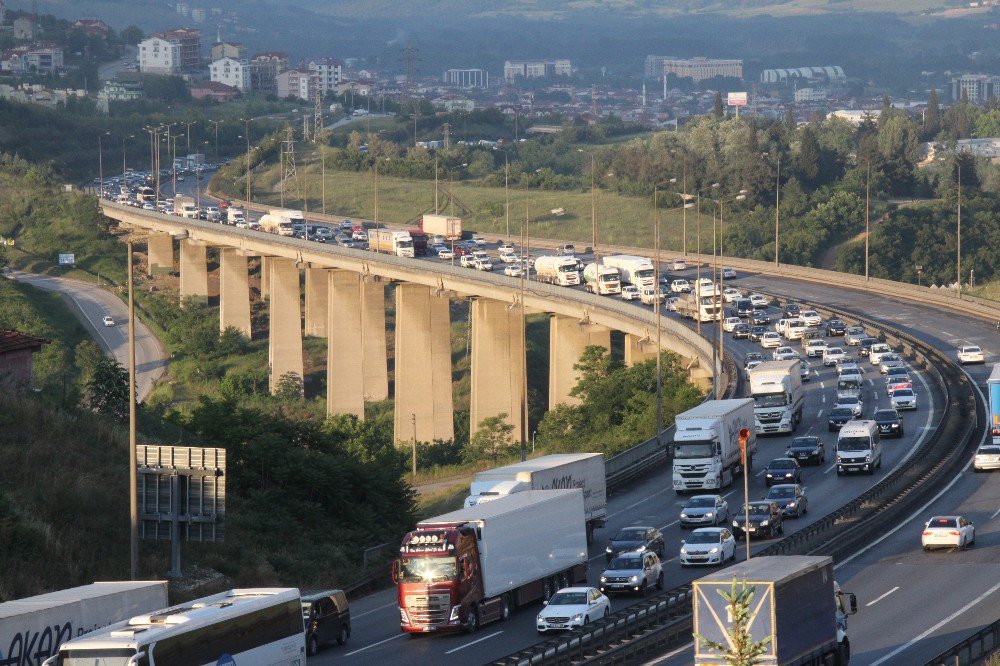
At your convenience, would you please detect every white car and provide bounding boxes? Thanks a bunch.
[500,252,518,264]
[799,310,822,326]
[922,515,975,551]
[722,287,741,303]
[503,265,522,277]
[845,327,867,345]
[498,243,516,254]
[869,343,894,365]
[102,316,115,327]
[536,587,611,633]
[804,339,828,358]
[879,354,906,374]
[760,332,782,349]
[823,347,846,366]
[472,235,487,246]
[670,279,691,293]
[679,495,730,528]
[621,285,641,301]
[836,394,863,416]
[679,527,737,566]
[957,346,985,364]
[723,317,742,332]
[973,443,1000,472]
[837,363,862,379]
[890,388,917,410]
[773,346,800,361]
[672,259,687,270]
[666,296,680,312]
[640,287,667,305]
[460,254,477,268]
[721,267,737,279]
[749,293,769,307]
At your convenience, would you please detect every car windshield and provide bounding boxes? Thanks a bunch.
[768,487,797,499]
[686,497,717,508]
[769,460,795,469]
[614,529,648,541]
[928,518,957,528]
[887,369,909,377]
[606,557,643,570]
[838,396,860,405]
[964,347,982,353]
[791,437,819,448]
[752,326,766,334]
[753,393,788,408]
[893,389,914,397]
[549,592,588,605]
[741,504,772,516]
[399,556,457,583]
[874,411,897,422]
[838,436,872,452]
[687,532,721,544]
[831,408,854,418]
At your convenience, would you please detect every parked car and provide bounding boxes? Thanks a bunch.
[732,502,784,540]
[921,516,975,551]
[536,588,611,633]
[765,484,809,518]
[957,346,985,364]
[605,526,665,562]
[679,494,730,528]
[599,552,663,595]
[786,436,825,465]
[873,408,904,438]
[302,589,351,655]
[764,458,802,486]
[679,527,737,566]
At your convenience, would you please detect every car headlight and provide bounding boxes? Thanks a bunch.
[606,547,613,553]
[637,545,647,552]
[600,576,607,583]
[705,512,714,518]
[572,614,583,622]
[537,614,545,622]
[760,520,769,526]
[680,548,689,555]
[864,455,871,462]
[788,502,797,507]
[680,513,688,519]
[629,575,639,582]
[766,472,773,477]
[709,547,719,554]
[733,520,739,527]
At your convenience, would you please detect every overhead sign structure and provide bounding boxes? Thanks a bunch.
[727,92,748,107]
[58,254,75,266]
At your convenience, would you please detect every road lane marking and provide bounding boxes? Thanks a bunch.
[820,381,825,388]
[868,582,1000,666]
[865,586,899,607]
[352,601,397,619]
[991,507,1000,520]
[821,395,826,403]
[658,520,679,531]
[643,641,694,664]
[344,632,405,656]
[608,487,674,520]
[816,409,823,417]
[444,631,503,654]
[824,461,838,474]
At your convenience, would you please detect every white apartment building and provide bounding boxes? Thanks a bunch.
[210,57,249,92]
[138,36,181,75]
[307,58,342,95]
[276,69,314,101]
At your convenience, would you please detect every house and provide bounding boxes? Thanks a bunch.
[276,69,315,101]
[210,56,249,92]
[160,28,201,71]
[307,57,342,95]
[336,78,374,96]
[25,45,63,73]
[0,329,49,390]
[138,36,181,74]
[211,41,245,62]
[190,80,239,102]
[71,19,112,37]
[13,16,38,40]
[250,52,288,94]
[0,48,28,74]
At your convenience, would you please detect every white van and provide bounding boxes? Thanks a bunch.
[784,320,808,340]
[836,420,881,476]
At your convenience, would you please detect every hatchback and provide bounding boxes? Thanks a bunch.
[679,528,737,566]
[765,484,809,518]
[764,458,802,486]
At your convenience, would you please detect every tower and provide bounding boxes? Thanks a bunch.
[312,75,323,140]
[279,126,297,207]
[399,43,420,85]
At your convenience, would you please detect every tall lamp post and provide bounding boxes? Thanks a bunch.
[956,162,962,298]
[208,119,223,159]
[240,118,253,215]
[707,191,748,395]
[764,151,782,267]
[97,132,110,197]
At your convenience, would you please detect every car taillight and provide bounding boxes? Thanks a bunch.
[948,531,960,536]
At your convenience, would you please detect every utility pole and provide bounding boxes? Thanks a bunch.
[774,153,781,266]
[127,239,138,580]
[183,120,196,152]
[281,126,297,209]
[654,186,662,447]
[956,162,962,297]
[411,414,417,477]
[208,119,222,159]
[865,161,870,281]
[591,153,598,266]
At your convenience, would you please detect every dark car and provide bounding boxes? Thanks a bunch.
[826,319,848,336]
[606,526,665,562]
[858,338,879,357]
[764,458,802,486]
[751,309,771,325]
[733,323,751,339]
[735,298,754,317]
[873,408,905,438]
[786,436,826,465]
[783,303,802,317]
[732,501,784,539]
[828,406,858,431]
[745,351,765,365]
[749,325,768,342]
[302,589,351,655]
[765,484,809,518]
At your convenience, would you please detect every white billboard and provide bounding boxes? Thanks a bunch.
[727,92,748,106]
[58,254,75,266]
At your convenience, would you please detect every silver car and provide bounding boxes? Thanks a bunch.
[973,443,1000,472]
[889,388,918,410]
[599,552,664,595]
[680,494,730,528]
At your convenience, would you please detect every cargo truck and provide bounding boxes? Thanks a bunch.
[464,453,607,542]
[393,490,588,634]
[582,263,622,295]
[676,292,723,322]
[368,229,415,257]
[421,213,462,239]
[693,556,857,665]
[672,399,756,494]
[258,208,304,236]
[405,229,429,256]
[534,256,580,286]
[602,255,656,287]
[989,363,1000,443]
[226,207,246,225]
[0,581,168,665]
[749,360,805,434]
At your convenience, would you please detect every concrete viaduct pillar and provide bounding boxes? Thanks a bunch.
[327,270,365,418]
[146,234,173,275]
[360,280,388,402]
[178,238,208,306]
[625,333,657,366]
[470,297,525,440]
[548,315,610,409]
[219,248,252,337]
[304,267,329,338]
[260,257,271,300]
[394,284,454,445]
[268,258,304,394]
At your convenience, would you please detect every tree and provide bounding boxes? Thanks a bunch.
[466,414,516,463]
[785,107,795,130]
[119,25,144,45]
[274,372,304,400]
[85,356,131,423]
[794,126,821,185]
[694,578,772,666]
[714,92,724,119]
[925,89,940,139]
[973,109,1000,139]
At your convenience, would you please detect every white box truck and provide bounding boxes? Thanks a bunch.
[226,207,246,225]
[602,255,656,287]
[748,360,805,434]
[368,229,415,257]
[420,213,462,239]
[672,398,756,494]
[258,209,303,236]
[394,490,588,634]
[534,256,580,286]
[465,453,607,542]
[676,292,722,322]
[0,581,168,665]
[582,263,622,295]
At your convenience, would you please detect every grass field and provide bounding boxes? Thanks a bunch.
[968,280,1000,303]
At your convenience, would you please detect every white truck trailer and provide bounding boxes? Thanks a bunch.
[258,208,303,236]
[465,453,607,542]
[420,213,462,239]
[602,255,656,288]
[672,398,756,494]
[0,581,168,665]
[368,229,415,257]
[748,360,805,434]
[394,490,589,634]
[582,263,622,295]
[534,256,580,286]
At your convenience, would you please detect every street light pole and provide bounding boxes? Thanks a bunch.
[654,185,662,447]
[321,148,326,215]
[865,161,871,281]
[242,118,252,215]
[956,162,962,298]
[127,239,138,580]
[208,119,222,159]
[774,153,781,266]
[411,414,418,477]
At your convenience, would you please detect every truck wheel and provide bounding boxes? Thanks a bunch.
[464,605,479,633]
[837,639,851,665]
[500,594,512,621]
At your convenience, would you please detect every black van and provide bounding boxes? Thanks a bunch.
[302,589,351,655]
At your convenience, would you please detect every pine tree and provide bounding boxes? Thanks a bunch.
[714,91,725,119]
[785,106,795,130]
[795,126,821,184]
[925,89,940,138]
[695,579,772,666]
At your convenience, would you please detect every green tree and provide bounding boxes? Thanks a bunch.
[973,109,1000,139]
[274,371,304,400]
[925,89,940,139]
[694,578,772,666]
[794,126,821,185]
[466,414,516,463]
[714,92,724,119]
[785,107,795,130]
[0,244,8,270]
[74,339,103,385]
[119,25,144,45]
[85,356,131,423]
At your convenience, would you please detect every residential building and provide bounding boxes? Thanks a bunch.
[276,69,314,100]
[191,8,206,23]
[645,55,671,78]
[160,28,201,71]
[210,56,249,92]
[503,59,571,80]
[190,80,239,102]
[336,78,374,96]
[25,45,63,73]
[138,36,181,74]
[0,329,49,390]
[444,68,488,88]
[0,48,28,74]
[924,137,1000,162]
[13,17,38,40]
[0,2,6,27]
[663,57,743,82]
[71,19,111,37]
[760,66,846,84]
[176,2,191,17]
[211,41,246,62]
[950,74,999,103]
[100,79,144,101]
[794,87,827,103]
[827,109,881,125]
[250,52,288,94]
[432,95,474,112]
[307,57,342,95]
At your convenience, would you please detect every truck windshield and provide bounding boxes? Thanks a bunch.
[634,268,654,279]
[400,556,457,583]
[558,264,577,273]
[398,240,414,248]
[753,393,787,408]
[59,649,138,666]
[674,442,715,459]
[838,436,872,452]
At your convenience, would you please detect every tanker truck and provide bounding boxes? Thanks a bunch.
[534,256,580,286]
[582,263,622,295]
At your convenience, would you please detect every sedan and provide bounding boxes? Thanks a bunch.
[799,359,812,382]
[732,323,751,339]
[679,528,737,566]
[751,309,771,325]
[823,348,846,366]
[672,259,687,271]
[599,552,663,595]
[721,267,737,279]
[879,354,906,374]
[782,303,802,318]
[732,502,784,540]
[858,338,879,357]
[749,293,769,308]
[890,388,917,411]
[745,351,765,365]
[799,310,822,326]
[723,317,742,332]
[957,346,985,364]
[836,395,864,417]
[973,443,1000,472]
[498,243,516,254]
[764,458,802,486]
[722,287,742,303]
[787,436,825,465]
[679,494,730,528]
[351,229,368,241]
[826,319,848,336]
[102,316,115,327]
[828,406,858,431]
[760,332,782,349]
[804,339,829,358]
[886,376,913,396]
[921,516,975,551]
[605,526,664,562]
[621,285,641,301]
[749,325,768,342]
[873,408,904,438]
[765,484,809,518]
[536,588,611,633]
[845,327,867,345]
[503,265,522,277]
[773,346,800,361]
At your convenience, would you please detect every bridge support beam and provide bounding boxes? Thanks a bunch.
[219,249,251,337]
[394,284,454,445]
[304,267,329,337]
[470,297,525,441]
[548,315,610,409]
[146,234,173,275]
[361,280,388,402]
[268,258,303,394]
[259,257,271,300]
[327,270,365,418]
[625,333,657,366]
[178,239,208,306]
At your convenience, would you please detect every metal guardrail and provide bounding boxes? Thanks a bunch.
[923,619,1000,666]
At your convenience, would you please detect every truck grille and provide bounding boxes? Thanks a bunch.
[758,413,783,423]
[405,593,450,625]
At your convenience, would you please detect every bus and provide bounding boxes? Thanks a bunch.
[43,588,305,666]
[137,187,156,204]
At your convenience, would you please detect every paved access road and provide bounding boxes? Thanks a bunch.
[8,271,167,401]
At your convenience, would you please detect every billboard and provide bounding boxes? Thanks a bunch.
[58,254,75,266]
[727,92,748,107]
[137,445,226,543]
